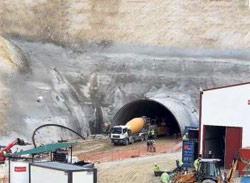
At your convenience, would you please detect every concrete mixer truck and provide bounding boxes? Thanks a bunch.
[110,117,148,145]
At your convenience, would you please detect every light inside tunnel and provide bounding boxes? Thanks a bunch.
[113,99,181,136]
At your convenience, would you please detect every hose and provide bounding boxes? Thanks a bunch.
[32,124,85,147]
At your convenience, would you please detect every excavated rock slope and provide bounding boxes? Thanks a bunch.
[0,36,30,134]
[0,0,250,48]
[1,0,250,142]
[0,37,250,142]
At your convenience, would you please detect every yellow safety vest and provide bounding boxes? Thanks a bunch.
[154,165,160,172]
[160,172,170,183]
[178,160,183,167]
[194,159,200,171]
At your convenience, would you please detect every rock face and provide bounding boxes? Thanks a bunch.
[1,0,250,142]
[0,0,250,48]
[0,36,29,74]
[0,36,30,134]
[0,37,250,142]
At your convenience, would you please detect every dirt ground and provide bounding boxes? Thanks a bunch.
[73,136,182,162]
[73,136,182,183]
[74,137,240,183]
[96,152,181,183]
[73,136,180,154]
[95,152,241,183]
[0,153,177,183]
[0,136,241,183]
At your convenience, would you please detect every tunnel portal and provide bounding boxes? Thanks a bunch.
[113,99,181,136]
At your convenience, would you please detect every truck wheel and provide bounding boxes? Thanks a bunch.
[131,138,135,144]
[125,139,129,146]
[202,179,216,183]
[141,135,144,141]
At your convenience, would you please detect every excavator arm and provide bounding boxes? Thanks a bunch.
[226,157,250,183]
[226,159,238,183]
[0,138,26,162]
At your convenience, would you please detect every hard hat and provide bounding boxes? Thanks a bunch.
[154,163,157,165]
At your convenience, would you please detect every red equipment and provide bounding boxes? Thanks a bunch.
[0,138,26,162]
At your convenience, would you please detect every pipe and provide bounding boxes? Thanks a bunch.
[32,124,85,148]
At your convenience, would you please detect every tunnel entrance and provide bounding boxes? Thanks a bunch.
[113,99,181,136]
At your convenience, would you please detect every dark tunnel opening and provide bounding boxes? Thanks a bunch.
[113,99,181,136]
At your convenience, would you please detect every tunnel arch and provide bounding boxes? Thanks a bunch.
[113,98,197,135]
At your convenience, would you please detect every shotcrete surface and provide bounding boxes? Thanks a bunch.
[1,38,250,143]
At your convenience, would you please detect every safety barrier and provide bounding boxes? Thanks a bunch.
[78,140,182,163]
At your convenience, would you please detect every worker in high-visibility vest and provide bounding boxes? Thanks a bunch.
[182,132,188,140]
[194,154,202,171]
[153,163,160,172]
[176,159,184,171]
[178,160,184,167]
[160,172,170,183]
[151,129,155,139]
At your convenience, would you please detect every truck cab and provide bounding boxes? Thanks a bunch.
[110,125,147,145]
[110,126,131,145]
